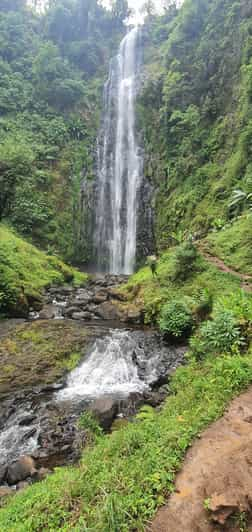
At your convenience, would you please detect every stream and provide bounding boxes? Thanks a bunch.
[0,281,186,489]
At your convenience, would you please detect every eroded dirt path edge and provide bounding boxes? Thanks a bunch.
[150,386,252,532]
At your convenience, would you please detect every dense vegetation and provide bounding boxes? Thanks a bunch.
[0,0,127,261]
[139,0,252,262]
[1,0,252,530]
[0,224,86,316]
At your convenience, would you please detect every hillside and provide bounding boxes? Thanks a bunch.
[139,0,252,259]
[1,0,252,531]
[0,0,126,262]
[0,223,86,316]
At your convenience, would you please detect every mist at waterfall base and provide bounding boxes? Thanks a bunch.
[94,27,142,275]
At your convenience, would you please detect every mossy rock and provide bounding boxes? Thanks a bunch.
[0,320,91,398]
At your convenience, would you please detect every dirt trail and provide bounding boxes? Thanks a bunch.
[198,246,252,292]
[150,387,252,532]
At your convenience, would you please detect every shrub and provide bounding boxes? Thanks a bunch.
[159,300,193,339]
[78,411,103,443]
[173,240,198,281]
[190,309,244,360]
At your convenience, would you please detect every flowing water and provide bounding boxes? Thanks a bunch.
[95,27,142,274]
[57,330,148,401]
[0,327,185,475]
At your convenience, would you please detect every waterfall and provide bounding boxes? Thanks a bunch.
[57,330,148,401]
[94,27,142,274]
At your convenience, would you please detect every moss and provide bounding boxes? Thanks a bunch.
[0,320,90,398]
[0,224,87,316]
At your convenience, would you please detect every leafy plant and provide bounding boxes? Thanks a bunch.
[78,411,103,442]
[173,240,198,281]
[190,309,244,360]
[159,299,193,339]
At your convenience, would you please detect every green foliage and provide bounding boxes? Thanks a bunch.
[78,411,103,442]
[206,215,252,275]
[1,352,252,530]
[0,0,125,261]
[173,240,199,281]
[159,299,193,338]
[190,309,244,360]
[140,0,252,248]
[0,224,86,315]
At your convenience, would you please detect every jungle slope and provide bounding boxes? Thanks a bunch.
[0,223,86,317]
[139,0,252,254]
[0,0,126,262]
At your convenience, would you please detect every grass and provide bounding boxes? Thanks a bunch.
[0,224,87,315]
[122,245,243,324]
[1,353,252,530]
[205,215,252,276]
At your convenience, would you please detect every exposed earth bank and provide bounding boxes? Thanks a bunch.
[151,386,252,532]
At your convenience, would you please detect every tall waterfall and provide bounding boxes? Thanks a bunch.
[94,27,142,274]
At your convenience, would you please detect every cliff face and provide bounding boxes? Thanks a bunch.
[138,0,252,253]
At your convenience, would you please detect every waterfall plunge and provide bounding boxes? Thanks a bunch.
[95,27,142,274]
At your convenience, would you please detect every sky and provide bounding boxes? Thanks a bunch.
[102,0,165,24]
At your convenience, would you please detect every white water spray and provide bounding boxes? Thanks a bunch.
[57,330,148,401]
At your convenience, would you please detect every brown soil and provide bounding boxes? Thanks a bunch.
[150,387,252,532]
[199,247,252,292]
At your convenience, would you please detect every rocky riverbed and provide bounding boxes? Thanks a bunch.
[0,275,186,497]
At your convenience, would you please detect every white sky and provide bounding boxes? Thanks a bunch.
[102,0,165,24]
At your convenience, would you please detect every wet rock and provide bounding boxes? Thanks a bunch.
[92,290,108,304]
[7,456,37,485]
[72,311,93,320]
[63,306,80,317]
[0,487,13,498]
[39,305,56,320]
[89,397,118,431]
[95,301,122,320]
[20,427,37,442]
[0,466,7,484]
[19,415,36,426]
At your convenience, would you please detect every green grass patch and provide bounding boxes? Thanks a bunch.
[0,224,87,315]
[124,245,242,324]
[205,215,252,276]
[1,353,252,530]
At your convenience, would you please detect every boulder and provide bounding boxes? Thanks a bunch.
[92,291,108,304]
[126,308,143,324]
[95,301,122,321]
[72,311,93,320]
[39,305,55,320]
[0,465,7,484]
[0,487,13,498]
[6,456,37,485]
[89,397,118,431]
[107,288,128,301]
[63,306,80,318]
